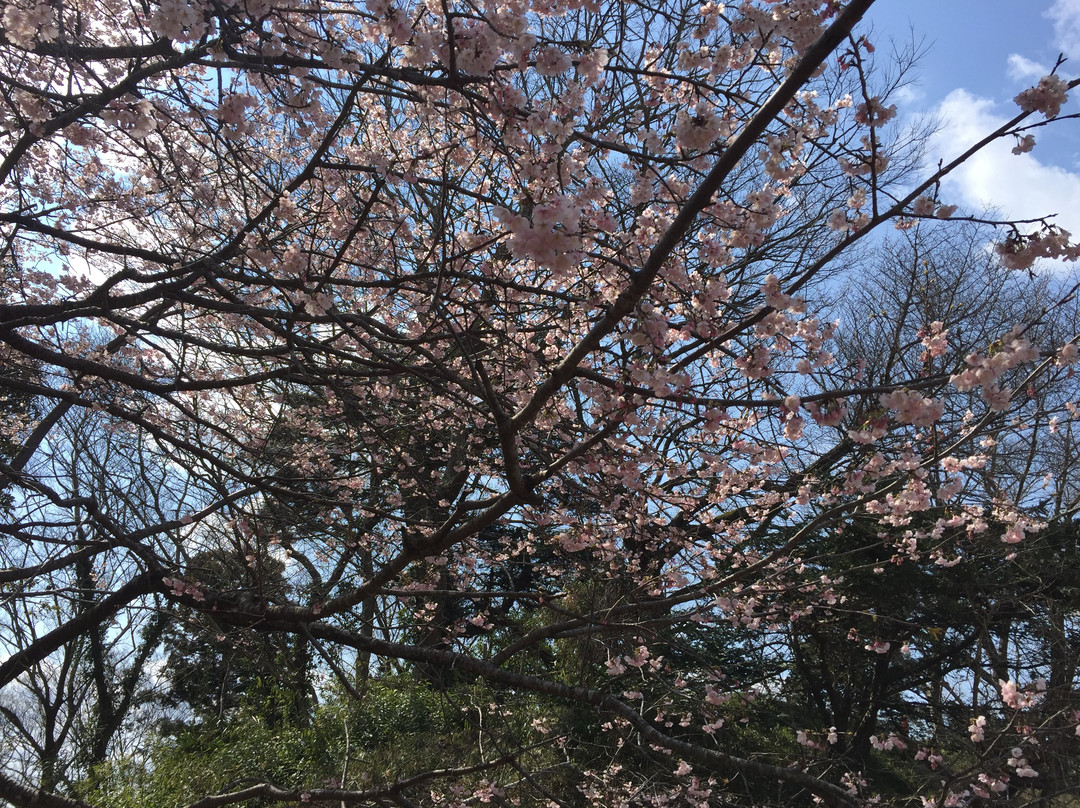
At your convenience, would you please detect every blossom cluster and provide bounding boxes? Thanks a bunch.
[950,333,1039,409]
[1,1,58,49]
[879,389,945,428]
[1014,74,1070,119]
[995,226,1079,270]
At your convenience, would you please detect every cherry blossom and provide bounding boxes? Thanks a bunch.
[1012,133,1037,154]
[1014,74,1070,119]
[0,1,1078,806]
[969,715,987,743]
[535,46,572,77]
[854,96,897,126]
[879,390,944,428]
[1,2,57,49]
[675,107,722,152]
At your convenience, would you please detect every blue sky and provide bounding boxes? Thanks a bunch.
[864,0,1080,240]
[867,1,1073,106]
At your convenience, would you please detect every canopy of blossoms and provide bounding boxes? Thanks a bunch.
[0,1,1078,806]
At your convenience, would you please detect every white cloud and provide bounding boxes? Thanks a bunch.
[66,251,112,287]
[1007,53,1049,82]
[927,89,1080,241]
[1047,0,1080,59]
[891,83,925,108]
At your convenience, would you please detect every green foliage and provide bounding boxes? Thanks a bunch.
[81,712,341,808]
[83,674,573,808]
[157,551,315,728]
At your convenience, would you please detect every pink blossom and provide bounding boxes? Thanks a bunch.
[577,49,609,85]
[826,208,850,230]
[1000,679,1021,708]
[217,95,255,139]
[943,789,970,806]
[911,195,936,216]
[879,390,944,428]
[951,335,1038,393]
[848,422,887,444]
[734,345,773,379]
[675,108,720,152]
[535,47,572,77]
[704,685,727,705]
[1012,134,1036,154]
[839,150,890,177]
[804,401,845,427]
[1014,74,1069,119]
[1002,523,1025,544]
[969,715,986,742]
[919,321,948,357]
[625,645,651,668]
[1057,342,1079,366]
[761,274,789,308]
[1007,747,1039,777]
[853,96,897,126]
[702,718,724,734]
[453,23,502,74]
[979,774,1009,793]
[937,476,964,501]
[150,0,209,42]
[605,657,626,676]
[869,732,906,751]
[2,2,58,48]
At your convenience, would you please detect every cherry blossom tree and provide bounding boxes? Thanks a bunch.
[1,0,1079,806]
